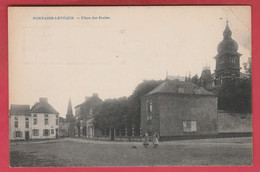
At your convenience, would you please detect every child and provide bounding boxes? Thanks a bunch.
[143,132,149,148]
[153,134,159,148]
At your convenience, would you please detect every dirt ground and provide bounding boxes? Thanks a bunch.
[9,137,253,167]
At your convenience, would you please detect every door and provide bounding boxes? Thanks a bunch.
[25,131,29,141]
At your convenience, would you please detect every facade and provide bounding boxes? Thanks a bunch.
[141,80,218,139]
[74,93,103,138]
[9,98,60,141]
[30,98,59,139]
[9,105,31,140]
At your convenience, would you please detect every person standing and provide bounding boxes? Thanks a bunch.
[143,132,149,148]
[153,134,159,148]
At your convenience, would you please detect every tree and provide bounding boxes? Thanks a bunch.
[126,80,164,135]
[191,74,200,86]
[93,97,128,136]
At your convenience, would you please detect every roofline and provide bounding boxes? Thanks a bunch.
[142,92,217,99]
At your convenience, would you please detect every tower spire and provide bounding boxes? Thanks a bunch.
[223,19,232,39]
[66,97,73,119]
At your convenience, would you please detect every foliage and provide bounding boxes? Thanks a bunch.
[93,97,128,130]
[218,79,252,113]
[191,74,200,86]
[93,80,163,135]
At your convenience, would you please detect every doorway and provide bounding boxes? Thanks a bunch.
[25,131,29,141]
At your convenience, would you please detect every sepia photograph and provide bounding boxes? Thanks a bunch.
[8,6,252,167]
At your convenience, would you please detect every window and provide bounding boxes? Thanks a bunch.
[15,117,18,120]
[147,100,152,113]
[43,129,49,136]
[15,131,21,138]
[183,121,197,132]
[146,99,153,121]
[51,129,54,134]
[56,119,58,125]
[15,121,18,128]
[45,118,49,125]
[33,118,37,125]
[33,129,39,136]
[146,114,152,121]
[56,114,59,118]
[25,121,29,128]
[45,114,48,118]
[25,117,29,120]
[177,87,185,93]
[33,114,37,117]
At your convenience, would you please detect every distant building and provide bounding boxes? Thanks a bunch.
[9,105,31,141]
[9,98,59,141]
[74,93,103,138]
[141,80,218,139]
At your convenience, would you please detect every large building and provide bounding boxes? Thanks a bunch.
[74,93,103,138]
[9,98,59,141]
[141,80,218,139]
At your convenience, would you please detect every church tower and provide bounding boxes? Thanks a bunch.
[66,98,74,121]
[214,21,242,85]
[66,98,75,136]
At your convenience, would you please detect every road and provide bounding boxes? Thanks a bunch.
[9,137,252,167]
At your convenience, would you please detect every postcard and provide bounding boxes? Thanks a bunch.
[8,6,252,167]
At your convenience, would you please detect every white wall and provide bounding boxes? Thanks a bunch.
[9,115,31,140]
[31,113,59,139]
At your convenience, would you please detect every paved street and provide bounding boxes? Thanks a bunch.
[10,137,252,167]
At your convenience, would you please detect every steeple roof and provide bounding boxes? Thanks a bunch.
[66,98,73,117]
[216,21,240,56]
[223,20,232,39]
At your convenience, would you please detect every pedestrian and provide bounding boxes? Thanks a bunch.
[143,132,149,148]
[153,134,159,148]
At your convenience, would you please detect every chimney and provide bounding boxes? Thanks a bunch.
[93,93,98,98]
[39,98,48,103]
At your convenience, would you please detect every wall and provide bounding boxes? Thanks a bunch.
[31,113,59,139]
[159,94,218,137]
[218,112,252,133]
[9,115,31,140]
[141,94,160,136]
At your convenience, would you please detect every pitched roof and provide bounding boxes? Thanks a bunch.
[9,105,31,116]
[146,80,214,96]
[74,96,103,108]
[31,98,59,114]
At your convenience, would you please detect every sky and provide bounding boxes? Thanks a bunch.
[9,6,251,117]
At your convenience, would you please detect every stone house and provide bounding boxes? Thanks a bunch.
[141,80,218,139]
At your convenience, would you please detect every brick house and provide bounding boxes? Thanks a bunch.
[141,80,218,139]
[74,93,103,138]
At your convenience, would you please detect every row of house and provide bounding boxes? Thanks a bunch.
[9,98,59,141]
